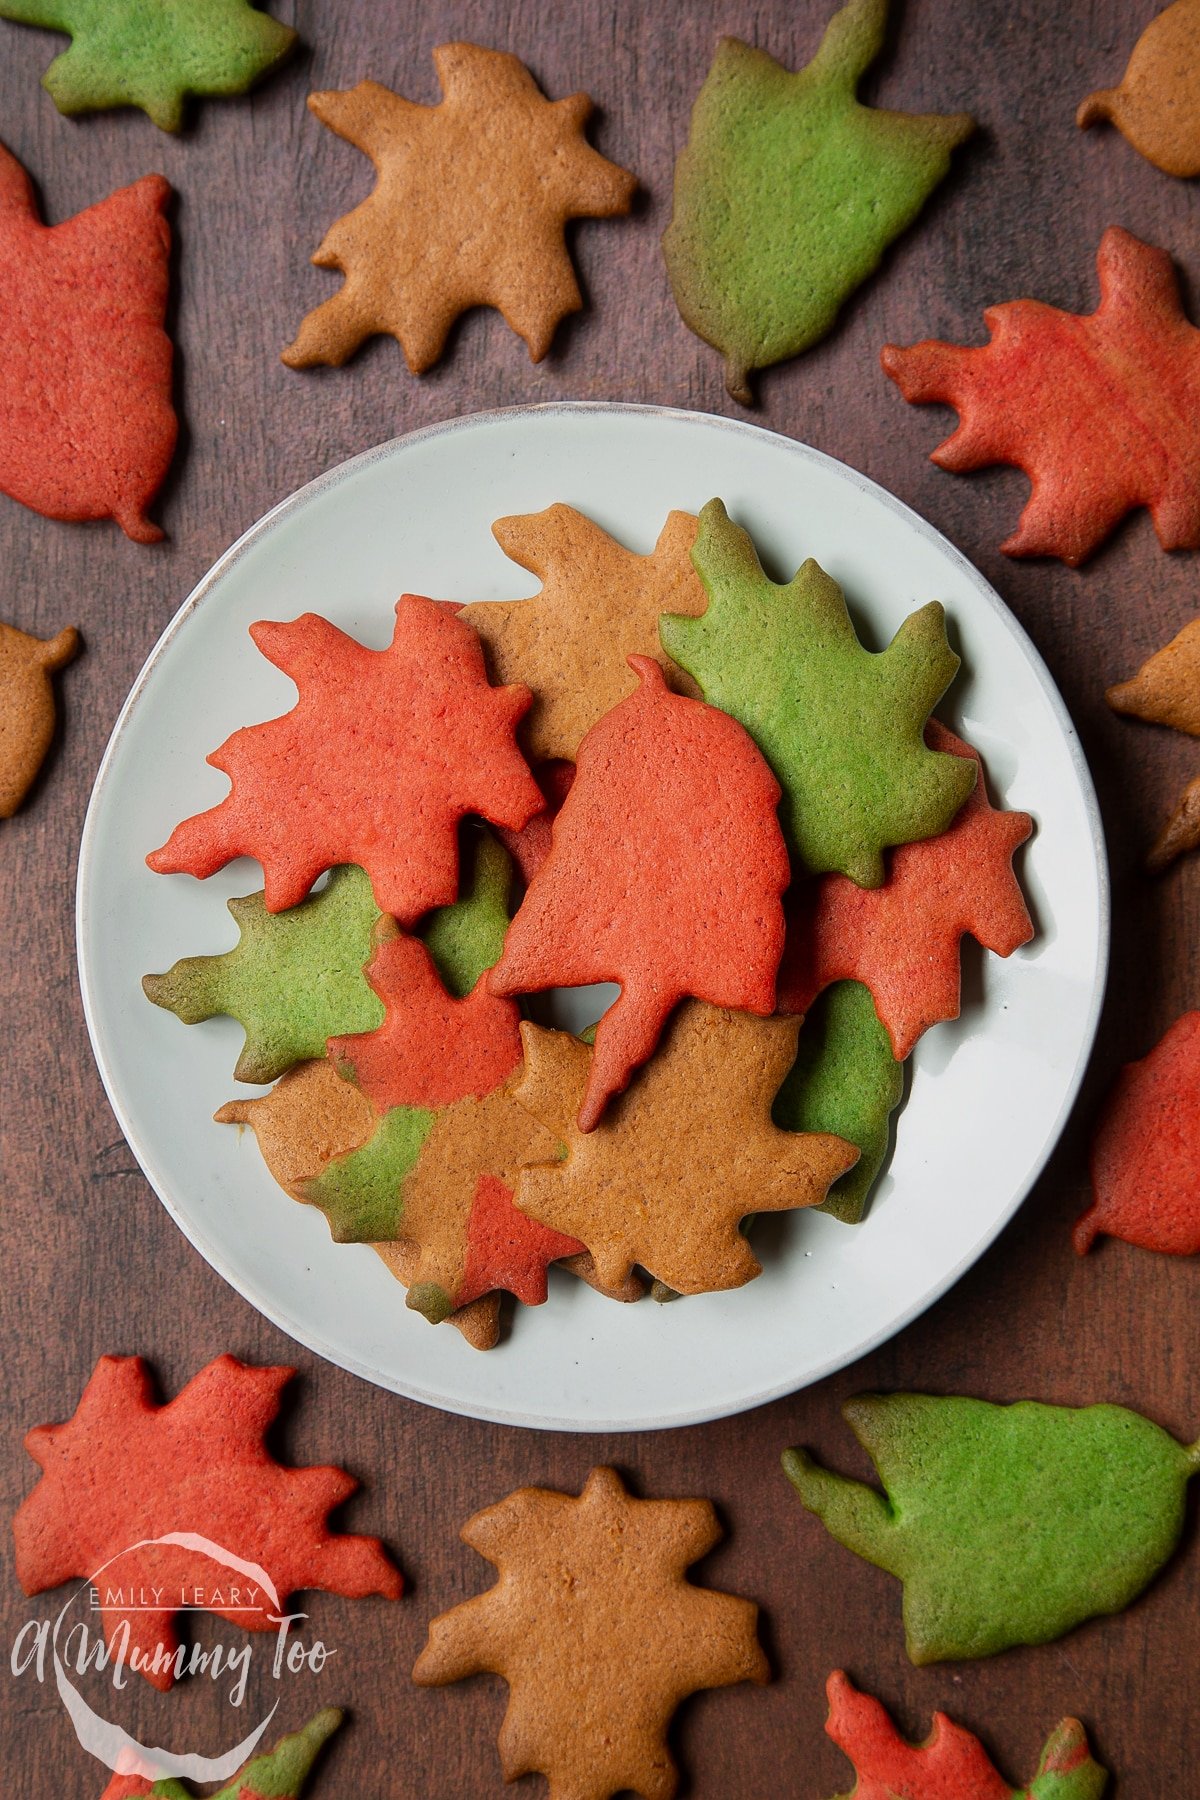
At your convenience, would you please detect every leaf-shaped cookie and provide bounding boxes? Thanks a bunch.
[822,1671,1107,1800]
[147,596,541,920]
[413,1467,768,1800]
[882,228,1200,566]
[513,1004,857,1293]
[213,1061,502,1349]
[143,865,391,1084]
[662,0,973,403]
[100,1708,343,1800]
[13,1355,401,1689]
[459,506,706,762]
[282,46,635,375]
[1078,0,1200,178]
[489,654,789,1131]
[1075,1011,1200,1255]
[0,622,79,817]
[784,1392,1200,1663]
[0,0,296,132]
[773,981,903,1224]
[1107,618,1200,871]
[661,501,974,888]
[422,827,513,996]
[0,142,175,542]
[779,723,1033,1057]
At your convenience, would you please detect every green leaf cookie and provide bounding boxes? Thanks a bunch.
[784,1392,1200,1664]
[662,0,974,402]
[773,980,903,1224]
[421,827,513,998]
[144,1707,343,1800]
[661,500,975,887]
[143,864,390,1085]
[302,1102,435,1243]
[0,0,296,132]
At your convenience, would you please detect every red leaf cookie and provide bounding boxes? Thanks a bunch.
[0,141,175,543]
[148,596,542,919]
[823,1670,1107,1799]
[881,227,1200,565]
[780,723,1032,1059]
[13,1354,401,1689]
[494,758,574,885]
[489,655,789,1130]
[1075,1011,1200,1255]
[329,930,522,1109]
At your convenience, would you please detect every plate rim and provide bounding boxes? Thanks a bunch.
[76,399,1111,1432]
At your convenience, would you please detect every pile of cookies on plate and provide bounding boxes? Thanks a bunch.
[143,495,1033,1348]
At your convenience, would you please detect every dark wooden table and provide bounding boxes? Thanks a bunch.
[2,2,1197,1793]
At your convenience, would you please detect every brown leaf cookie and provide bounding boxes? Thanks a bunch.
[413,1465,769,1800]
[512,1004,857,1294]
[1078,0,1200,178]
[215,1060,501,1350]
[1107,618,1200,870]
[460,507,706,762]
[282,45,636,375]
[0,622,78,817]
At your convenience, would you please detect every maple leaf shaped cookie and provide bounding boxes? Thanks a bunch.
[0,621,79,817]
[1075,1012,1200,1257]
[779,723,1033,1058]
[1078,0,1200,180]
[214,1060,504,1350]
[1107,618,1200,871]
[0,0,296,132]
[822,1671,1108,1800]
[143,864,392,1084]
[512,1005,857,1294]
[100,1707,344,1800]
[148,596,542,920]
[663,0,974,403]
[662,501,974,888]
[0,142,175,542]
[413,1466,769,1800]
[882,228,1200,566]
[490,654,790,1131]
[13,1354,401,1689]
[282,45,636,375]
[459,507,707,762]
[784,1393,1200,1663]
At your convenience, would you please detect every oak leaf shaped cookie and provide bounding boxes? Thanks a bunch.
[822,1671,1107,1800]
[513,1005,856,1293]
[662,0,974,403]
[413,1466,768,1800]
[13,1354,401,1689]
[779,723,1032,1058]
[147,596,541,920]
[773,981,903,1224]
[459,506,706,762]
[1075,1012,1200,1256]
[214,1061,502,1350]
[1078,0,1200,179]
[282,46,635,375]
[489,654,789,1130]
[1107,618,1200,870]
[0,0,295,132]
[143,864,391,1084]
[662,501,974,887]
[100,1708,343,1800]
[0,142,174,542]
[783,1392,1200,1663]
[881,228,1200,565]
[0,621,79,817]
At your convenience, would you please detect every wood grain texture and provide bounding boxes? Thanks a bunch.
[0,1,1197,1793]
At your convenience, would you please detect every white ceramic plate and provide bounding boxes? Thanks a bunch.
[77,403,1107,1432]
